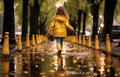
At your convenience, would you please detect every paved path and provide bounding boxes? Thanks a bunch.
[99,42,120,57]
[0,40,120,57]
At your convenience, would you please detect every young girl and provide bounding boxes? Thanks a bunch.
[46,6,75,54]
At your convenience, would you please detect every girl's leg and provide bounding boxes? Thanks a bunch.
[56,37,64,54]
[56,38,62,51]
[60,38,64,49]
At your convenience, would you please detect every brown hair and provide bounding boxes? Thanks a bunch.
[56,6,69,19]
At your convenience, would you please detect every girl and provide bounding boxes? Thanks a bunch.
[46,6,75,54]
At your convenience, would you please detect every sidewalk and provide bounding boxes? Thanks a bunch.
[100,42,120,57]
[0,40,120,58]
[111,47,120,57]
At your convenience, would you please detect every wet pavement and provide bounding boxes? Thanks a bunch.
[0,41,120,77]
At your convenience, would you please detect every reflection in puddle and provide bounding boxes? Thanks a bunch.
[3,60,9,74]
[0,49,120,77]
[55,54,67,77]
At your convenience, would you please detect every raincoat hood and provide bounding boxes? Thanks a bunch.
[54,15,67,22]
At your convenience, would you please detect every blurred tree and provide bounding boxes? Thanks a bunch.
[65,0,92,36]
[22,0,29,39]
[77,9,82,36]
[0,0,16,44]
[87,0,104,40]
[0,0,119,44]
[29,0,40,36]
[80,0,88,35]
[102,0,117,41]
[77,0,92,38]
[0,14,3,34]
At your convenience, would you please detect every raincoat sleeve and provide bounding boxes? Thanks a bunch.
[65,20,74,31]
[47,20,55,35]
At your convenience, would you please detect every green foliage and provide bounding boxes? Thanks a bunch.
[114,0,120,24]
[0,0,3,14]
[0,0,120,33]
[65,0,93,29]
[65,0,79,21]
[40,0,56,29]
[14,0,22,27]
[99,0,104,16]
[0,0,3,33]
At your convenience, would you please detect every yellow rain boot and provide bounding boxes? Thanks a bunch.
[57,44,62,51]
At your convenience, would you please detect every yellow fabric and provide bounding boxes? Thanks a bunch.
[47,15,74,37]
[57,44,62,50]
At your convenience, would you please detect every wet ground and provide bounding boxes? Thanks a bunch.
[0,41,120,77]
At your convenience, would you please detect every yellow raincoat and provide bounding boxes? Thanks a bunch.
[47,15,74,37]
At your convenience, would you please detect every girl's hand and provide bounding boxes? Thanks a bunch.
[72,30,76,35]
